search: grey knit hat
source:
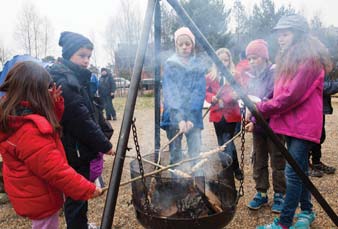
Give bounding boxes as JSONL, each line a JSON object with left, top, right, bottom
{"left": 273, "top": 14, "right": 309, "bottom": 33}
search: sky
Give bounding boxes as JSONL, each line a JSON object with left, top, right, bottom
{"left": 1, "top": 0, "right": 338, "bottom": 67}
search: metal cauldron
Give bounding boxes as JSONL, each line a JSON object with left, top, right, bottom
{"left": 130, "top": 153, "right": 237, "bottom": 229}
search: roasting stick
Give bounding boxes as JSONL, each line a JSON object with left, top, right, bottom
{"left": 156, "top": 130, "right": 183, "bottom": 165}
{"left": 120, "top": 129, "right": 242, "bottom": 186}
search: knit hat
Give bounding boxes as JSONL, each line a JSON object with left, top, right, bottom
{"left": 101, "top": 67, "right": 108, "bottom": 73}
{"left": 174, "top": 27, "right": 195, "bottom": 46}
{"left": 273, "top": 14, "right": 309, "bottom": 33}
{"left": 59, "top": 31, "right": 93, "bottom": 60}
{"left": 246, "top": 39, "right": 269, "bottom": 60}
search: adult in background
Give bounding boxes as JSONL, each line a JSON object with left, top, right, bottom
{"left": 47, "top": 31, "right": 113, "bottom": 229}
{"left": 98, "top": 68, "right": 117, "bottom": 120}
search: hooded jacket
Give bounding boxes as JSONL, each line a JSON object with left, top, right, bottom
{"left": 0, "top": 110, "right": 96, "bottom": 220}
{"left": 48, "top": 59, "right": 112, "bottom": 167}
{"left": 256, "top": 60, "right": 324, "bottom": 143}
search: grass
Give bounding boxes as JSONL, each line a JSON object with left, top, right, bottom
{"left": 114, "top": 95, "right": 155, "bottom": 111}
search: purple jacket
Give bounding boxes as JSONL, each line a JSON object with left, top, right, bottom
{"left": 256, "top": 60, "right": 324, "bottom": 144}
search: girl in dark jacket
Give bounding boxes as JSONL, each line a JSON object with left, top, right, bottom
{"left": 161, "top": 27, "right": 206, "bottom": 170}
{"left": 47, "top": 31, "right": 113, "bottom": 229}
{"left": 0, "top": 62, "right": 102, "bottom": 229}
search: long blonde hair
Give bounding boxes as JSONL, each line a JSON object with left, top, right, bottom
{"left": 209, "top": 48, "right": 235, "bottom": 81}
{"left": 275, "top": 32, "right": 332, "bottom": 79}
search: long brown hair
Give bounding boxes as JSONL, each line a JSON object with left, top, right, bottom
{"left": 209, "top": 48, "right": 235, "bottom": 81}
{"left": 275, "top": 32, "right": 332, "bottom": 79}
{"left": 0, "top": 61, "right": 61, "bottom": 133}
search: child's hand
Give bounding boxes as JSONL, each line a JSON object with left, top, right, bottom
{"left": 211, "top": 96, "right": 218, "bottom": 104}
{"left": 49, "top": 83, "right": 62, "bottom": 102}
{"left": 245, "top": 122, "right": 254, "bottom": 132}
{"left": 91, "top": 187, "right": 103, "bottom": 198}
{"left": 105, "top": 147, "right": 116, "bottom": 156}
{"left": 178, "top": 121, "right": 187, "bottom": 133}
{"left": 186, "top": 121, "right": 194, "bottom": 132}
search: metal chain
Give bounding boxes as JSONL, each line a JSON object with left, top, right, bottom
{"left": 238, "top": 106, "right": 246, "bottom": 197}
{"left": 131, "top": 118, "right": 151, "bottom": 213}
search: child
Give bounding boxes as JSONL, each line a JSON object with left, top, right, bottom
{"left": 205, "top": 48, "right": 243, "bottom": 180}
{"left": 243, "top": 39, "right": 286, "bottom": 213}
{"left": 255, "top": 14, "right": 332, "bottom": 229}
{"left": 0, "top": 61, "right": 102, "bottom": 229}
{"left": 47, "top": 31, "right": 113, "bottom": 229}
{"left": 161, "top": 27, "right": 206, "bottom": 170}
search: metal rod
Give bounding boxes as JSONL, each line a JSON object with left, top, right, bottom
{"left": 167, "top": 0, "right": 338, "bottom": 226}
{"left": 100, "top": 1, "right": 156, "bottom": 228}
{"left": 154, "top": 0, "right": 161, "bottom": 163}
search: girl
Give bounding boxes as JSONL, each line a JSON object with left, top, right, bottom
{"left": 255, "top": 14, "right": 332, "bottom": 229}
{"left": 243, "top": 39, "right": 286, "bottom": 213}
{"left": 205, "top": 48, "right": 243, "bottom": 180}
{"left": 161, "top": 27, "right": 206, "bottom": 171}
{"left": 47, "top": 31, "right": 113, "bottom": 229}
{"left": 0, "top": 61, "right": 102, "bottom": 229}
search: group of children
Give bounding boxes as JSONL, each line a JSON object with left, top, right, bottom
{"left": 161, "top": 14, "right": 335, "bottom": 229}
{"left": 0, "top": 13, "right": 336, "bottom": 229}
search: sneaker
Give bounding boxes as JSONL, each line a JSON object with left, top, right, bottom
{"left": 234, "top": 168, "right": 244, "bottom": 180}
{"left": 271, "top": 193, "right": 284, "bottom": 213}
{"left": 294, "top": 211, "right": 316, "bottom": 229}
{"left": 88, "top": 223, "right": 99, "bottom": 229}
{"left": 256, "top": 217, "right": 292, "bottom": 229}
{"left": 309, "top": 167, "right": 324, "bottom": 177}
{"left": 113, "top": 116, "right": 117, "bottom": 121}
{"left": 248, "top": 192, "right": 268, "bottom": 210}
{"left": 313, "top": 162, "right": 336, "bottom": 174}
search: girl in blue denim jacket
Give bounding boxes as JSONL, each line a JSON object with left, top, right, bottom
{"left": 161, "top": 27, "right": 206, "bottom": 168}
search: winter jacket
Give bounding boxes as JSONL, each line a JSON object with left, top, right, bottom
{"left": 205, "top": 72, "right": 240, "bottom": 123}
{"left": 47, "top": 59, "right": 112, "bottom": 167}
{"left": 323, "top": 75, "right": 338, "bottom": 114}
{"left": 161, "top": 54, "right": 206, "bottom": 129}
{"left": 0, "top": 109, "right": 96, "bottom": 220}
{"left": 98, "top": 73, "right": 116, "bottom": 97}
{"left": 256, "top": 60, "right": 324, "bottom": 143}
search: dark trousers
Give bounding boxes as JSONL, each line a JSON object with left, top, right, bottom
{"left": 252, "top": 132, "right": 286, "bottom": 193}
{"left": 213, "top": 118, "right": 240, "bottom": 171}
{"left": 102, "top": 95, "right": 116, "bottom": 119}
{"left": 64, "top": 163, "right": 90, "bottom": 229}
{"left": 309, "top": 115, "right": 325, "bottom": 164}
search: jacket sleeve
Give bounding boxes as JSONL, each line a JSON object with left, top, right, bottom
{"left": 111, "top": 76, "right": 117, "bottom": 93}
{"left": 257, "top": 61, "right": 324, "bottom": 117}
{"left": 17, "top": 129, "right": 96, "bottom": 200}
{"left": 56, "top": 76, "right": 112, "bottom": 154}
{"left": 162, "top": 64, "right": 185, "bottom": 122}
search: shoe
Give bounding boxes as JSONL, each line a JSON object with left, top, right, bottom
{"left": 234, "top": 168, "right": 244, "bottom": 180}
{"left": 106, "top": 117, "right": 112, "bottom": 120}
{"left": 313, "top": 162, "right": 336, "bottom": 174}
{"left": 256, "top": 217, "right": 292, "bottom": 229}
{"left": 88, "top": 223, "right": 99, "bottom": 229}
{"left": 113, "top": 116, "right": 117, "bottom": 120}
{"left": 271, "top": 193, "right": 284, "bottom": 213}
{"left": 294, "top": 211, "right": 315, "bottom": 229}
{"left": 309, "top": 167, "right": 323, "bottom": 177}
{"left": 248, "top": 192, "right": 268, "bottom": 210}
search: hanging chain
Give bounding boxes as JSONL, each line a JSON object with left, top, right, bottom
{"left": 131, "top": 118, "right": 151, "bottom": 213}
{"left": 238, "top": 106, "right": 246, "bottom": 198}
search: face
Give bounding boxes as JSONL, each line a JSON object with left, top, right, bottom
{"left": 101, "top": 70, "right": 107, "bottom": 75}
{"left": 247, "top": 55, "right": 266, "bottom": 72}
{"left": 176, "top": 35, "right": 194, "bottom": 58}
{"left": 218, "top": 52, "right": 230, "bottom": 68}
{"left": 70, "top": 48, "right": 92, "bottom": 68}
{"left": 277, "top": 30, "right": 294, "bottom": 52}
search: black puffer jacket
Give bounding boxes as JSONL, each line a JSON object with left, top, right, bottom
{"left": 98, "top": 73, "right": 116, "bottom": 97}
{"left": 48, "top": 59, "right": 112, "bottom": 167}
{"left": 323, "top": 75, "right": 338, "bottom": 114}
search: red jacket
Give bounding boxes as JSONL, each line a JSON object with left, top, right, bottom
{"left": 205, "top": 73, "right": 241, "bottom": 123}
{"left": 0, "top": 113, "right": 96, "bottom": 220}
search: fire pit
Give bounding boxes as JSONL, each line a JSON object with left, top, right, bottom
{"left": 130, "top": 153, "right": 237, "bottom": 229}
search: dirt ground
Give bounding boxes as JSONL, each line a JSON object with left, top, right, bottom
{"left": 0, "top": 96, "right": 337, "bottom": 228}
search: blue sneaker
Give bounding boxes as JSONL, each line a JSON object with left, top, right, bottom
{"left": 256, "top": 217, "right": 293, "bottom": 229}
{"left": 248, "top": 192, "right": 268, "bottom": 210}
{"left": 271, "top": 193, "right": 284, "bottom": 213}
{"left": 294, "top": 211, "right": 316, "bottom": 229}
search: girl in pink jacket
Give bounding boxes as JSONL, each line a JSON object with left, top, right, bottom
{"left": 256, "top": 14, "right": 332, "bottom": 229}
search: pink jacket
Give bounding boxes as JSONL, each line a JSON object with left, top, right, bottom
{"left": 256, "top": 60, "right": 324, "bottom": 143}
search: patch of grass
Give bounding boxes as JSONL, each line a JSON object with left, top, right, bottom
{"left": 113, "top": 96, "right": 155, "bottom": 111}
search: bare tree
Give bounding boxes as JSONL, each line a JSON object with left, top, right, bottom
{"left": 0, "top": 40, "right": 12, "bottom": 67}
{"left": 15, "top": 2, "right": 53, "bottom": 59}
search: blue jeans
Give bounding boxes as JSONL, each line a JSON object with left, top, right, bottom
{"left": 166, "top": 127, "right": 201, "bottom": 165}
{"left": 280, "top": 137, "right": 313, "bottom": 227}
